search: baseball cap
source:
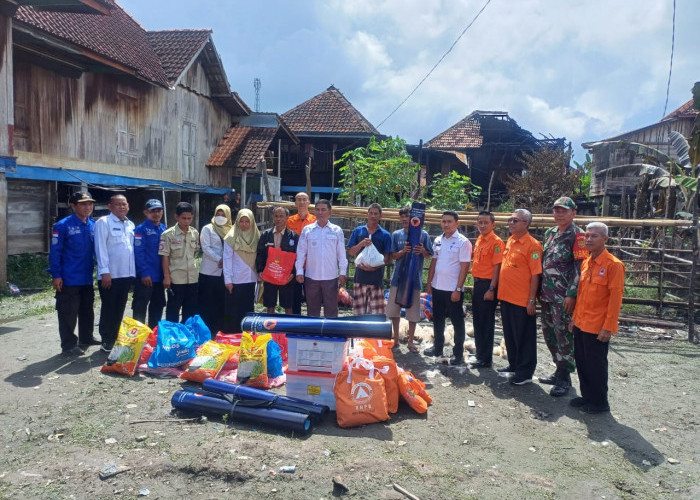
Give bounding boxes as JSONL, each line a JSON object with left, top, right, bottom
{"left": 145, "top": 199, "right": 164, "bottom": 210}
{"left": 69, "top": 192, "right": 95, "bottom": 204}
{"left": 552, "top": 196, "right": 577, "bottom": 210}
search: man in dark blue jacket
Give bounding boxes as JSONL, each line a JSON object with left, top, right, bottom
{"left": 49, "top": 192, "right": 98, "bottom": 355}
{"left": 256, "top": 206, "right": 298, "bottom": 313}
{"left": 132, "top": 199, "right": 166, "bottom": 327}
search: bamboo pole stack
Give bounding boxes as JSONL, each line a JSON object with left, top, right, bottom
{"left": 257, "top": 201, "right": 693, "bottom": 229}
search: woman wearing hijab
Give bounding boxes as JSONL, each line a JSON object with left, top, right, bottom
{"left": 198, "top": 204, "right": 232, "bottom": 335}
{"left": 223, "top": 208, "right": 260, "bottom": 333}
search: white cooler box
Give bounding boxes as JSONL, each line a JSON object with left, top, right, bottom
{"left": 286, "top": 370, "right": 337, "bottom": 410}
{"left": 287, "top": 335, "right": 347, "bottom": 374}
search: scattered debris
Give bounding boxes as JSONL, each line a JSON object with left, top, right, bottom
{"left": 393, "top": 482, "right": 421, "bottom": 500}
{"left": 47, "top": 433, "right": 64, "bottom": 442}
{"left": 667, "top": 458, "right": 680, "bottom": 465}
{"left": 17, "top": 355, "right": 27, "bottom": 361}
{"left": 642, "top": 460, "right": 652, "bottom": 466}
{"left": 99, "top": 462, "right": 131, "bottom": 479}
{"left": 397, "top": 441, "right": 407, "bottom": 447}
{"left": 529, "top": 447, "right": 536, "bottom": 452}
{"left": 128, "top": 418, "right": 199, "bottom": 425}
{"left": 104, "top": 438, "right": 117, "bottom": 445}
{"left": 467, "top": 400, "right": 476, "bottom": 407}
{"left": 652, "top": 427, "right": 667, "bottom": 433}
{"left": 323, "top": 449, "right": 331, "bottom": 457}
{"left": 332, "top": 476, "right": 349, "bottom": 495}
{"left": 135, "top": 435, "right": 148, "bottom": 442}
{"left": 138, "top": 488, "right": 150, "bottom": 496}
{"left": 530, "top": 409, "right": 550, "bottom": 420}
{"left": 279, "top": 465, "right": 296, "bottom": 473}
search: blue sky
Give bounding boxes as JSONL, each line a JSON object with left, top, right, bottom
{"left": 120, "top": 0, "right": 698, "bottom": 162}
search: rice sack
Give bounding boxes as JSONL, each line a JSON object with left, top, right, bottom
{"left": 101, "top": 318, "right": 152, "bottom": 376}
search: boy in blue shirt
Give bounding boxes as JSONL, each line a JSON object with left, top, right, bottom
{"left": 132, "top": 199, "right": 167, "bottom": 327}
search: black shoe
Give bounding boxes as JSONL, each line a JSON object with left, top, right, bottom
{"left": 509, "top": 374, "right": 533, "bottom": 385}
{"left": 470, "top": 360, "right": 492, "bottom": 369}
{"left": 100, "top": 343, "right": 113, "bottom": 353}
{"left": 580, "top": 403, "right": 610, "bottom": 414}
{"left": 569, "top": 397, "right": 588, "bottom": 408}
{"left": 449, "top": 356, "right": 464, "bottom": 365}
{"left": 550, "top": 384, "right": 570, "bottom": 397}
{"left": 79, "top": 337, "right": 102, "bottom": 347}
{"left": 62, "top": 345, "right": 85, "bottom": 356}
{"left": 538, "top": 371, "right": 559, "bottom": 385}
{"left": 423, "top": 347, "right": 442, "bottom": 357}
{"left": 497, "top": 366, "right": 515, "bottom": 377}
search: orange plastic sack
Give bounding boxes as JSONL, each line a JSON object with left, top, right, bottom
{"left": 366, "top": 339, "right": 394, "bottom": 359}
{"left": 372, "top": 356, "right": 399, "bottom": 413}
{"left": 180, "top": 341, "right": 237, "bottom": 383}
{"left": 398, "top": 370, "right": 432, "bottom": 414}
{"left": 334, "top": 358, "right": 389, "bottom": 428}
{"left": 101, "top": 318, "right": 152, "bottom": 376}
{"left": 351, "top": 338, "right": 378, "bottom": 359}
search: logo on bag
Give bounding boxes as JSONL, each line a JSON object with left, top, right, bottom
{"left": 126, "top": 327, "right": 139, "bottom": 338}
{"left": 263, "top": 319, "right": 277, "bottom": 330}
{"left": 351, "top": 382, "right": 373, "bottom": 404}
{"left": 410, "top": 217, "right": 421, "bottom": 227}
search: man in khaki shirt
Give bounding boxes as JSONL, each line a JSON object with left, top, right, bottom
{"left": 159, "top": 202, "right": 200, "bottom": 323}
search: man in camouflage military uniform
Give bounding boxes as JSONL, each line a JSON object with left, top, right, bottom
{"left": 539, "top": 196, "right": 587, "bottom": 397}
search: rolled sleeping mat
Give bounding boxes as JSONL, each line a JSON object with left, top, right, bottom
{"left": 202, "top": 379, "right": 329, "bottom": 422}
{"left": 241, "top": 313, "right": 392, "bottom": 339}
{"left": 171, "top": 390, "right": 312, "bottom": 433}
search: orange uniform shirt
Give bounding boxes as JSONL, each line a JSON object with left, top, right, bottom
{"left": 471, "top": 230, "right": 505, "bottom": 279}
{"left": 286, "top": 213, "right": 317, "bottom": 236}
{"left": 572, "top": 249, "right": 625, "bottom": 334}
{"left": 497, "top": 233, "right": 543, "bottom": 308}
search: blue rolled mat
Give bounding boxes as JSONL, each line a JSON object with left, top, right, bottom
{"left": 171, "top": 390, "right": 312, "bottom": 433}
{"left": 241, "top": 313, "right": 392, "bottom": 339}
{"left": 202, "top": 379, "right": 329, "bottom": 422}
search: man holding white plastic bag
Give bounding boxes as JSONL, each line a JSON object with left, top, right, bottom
{"left": 348, "top": 203, "right": 392, "bottom": 315}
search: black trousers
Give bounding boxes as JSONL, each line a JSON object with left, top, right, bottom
{"left": 198, "top": 273, "right": 226, "bottom": 335}
{"left": 98, "top": 277, "right": 133, "bottom": 347}
{"left": 223, "top": 282, "right": 255, "bottom": 333}
{"left": 292, "top": 280, "right": 305, "bottom": 314}
{"left": 132, "top": 280, "right": 165, "bottom": 328}
{"left": 573, "top": 326, "right": 610, "bottom": 406}
{"left": 472, "top": 278, "right": 498, "bottom": 364}
{"left": 432, "top": 288, "right": 466, "bottom": 358}
{"left": 165, "top": 283, "right": 199, "bottom": 324}
{"left": 56, "top": 284, "right": 95, "bottom": 351}
{"left": 500, "top": 300, "right": 537, "bottom": 378}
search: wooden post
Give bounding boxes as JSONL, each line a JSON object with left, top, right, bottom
{"left": 240, "top": 170, "right": 247, "bottom": 208}
{"left": 689, "top": 198, "right": 698, "bottom": 343}
{"left": 0, "top": 12, "right": 14, "bottom": 290}
{"left": 305, "top": 156, "right": 312, "bottom": 200}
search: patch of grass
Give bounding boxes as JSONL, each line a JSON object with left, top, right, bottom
{"left": 6, "top": 253, "right": 52, "bottom": 292}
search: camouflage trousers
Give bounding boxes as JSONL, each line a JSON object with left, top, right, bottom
{"left": 540, "top": 301, "right": 575, "bottom": 373}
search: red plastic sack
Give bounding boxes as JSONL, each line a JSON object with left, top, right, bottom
{"left": 260, "top": 246, "right": 296, "bottom": 286}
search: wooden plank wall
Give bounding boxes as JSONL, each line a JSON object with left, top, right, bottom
{"left": 7, "top": 178, "right": 48, "bottom": 254}
{"left": 13, "top": 57, "right": 233, "bottom": 188}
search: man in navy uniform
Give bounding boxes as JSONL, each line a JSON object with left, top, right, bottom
{"left": 49, "top": 192, "right": 99, "bottom": 355}
{"left": 132, "top": 199, "right": 167, "bottom": 327}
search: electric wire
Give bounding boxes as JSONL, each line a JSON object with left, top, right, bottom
{"left": 662, "top": 0, "right": 676, "bottom": 118}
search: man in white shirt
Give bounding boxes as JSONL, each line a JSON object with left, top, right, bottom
{"left": 295, "top": 199, "right": 348, "bottom": 318}
{"left": 425, "top": 211, "right": 472, "bottom": 364}
{"left": 94, "top": 194, "right": 135, "bottom": 352}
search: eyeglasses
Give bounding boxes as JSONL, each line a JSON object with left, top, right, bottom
{"left": 508, "top": 218, "right": 524, "bottom": 224}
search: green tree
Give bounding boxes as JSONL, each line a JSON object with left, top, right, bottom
{"left": 427, "top": 171, "right": 481, "bottom": 211}
{"left": 336, "top": 136, "right": 418, "bottom": 207}
{"left": 505, "top": 146, "right": 580, "bottom": 213}
{"left": 573, "top": 152, "right": 593, "bottom": 198}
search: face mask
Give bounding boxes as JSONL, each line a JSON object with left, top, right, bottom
{"left": 214, "top": 216, "right": 228, "bottom": 226}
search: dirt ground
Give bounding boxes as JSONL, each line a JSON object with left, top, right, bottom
{"left": 0, "top": 294, "right": 698, "bottom": 500}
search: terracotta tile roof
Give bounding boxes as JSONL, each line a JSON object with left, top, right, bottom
{"left": 15, "top": 2, "right": 170, "bottom": 87}
{"left": 282, "top": 85, "right": 380, "bottom": 136}
{"left": 206, "top": 126, "right": 278, "bottom": 170}
{"left": 661, "top": 99, "right": 698, "bottom": 121}
{"left": 424, "top": 112, "right": 484, "bottom": 149}
{"left": 147, "top": 30, "right": 212, "bottom": 86}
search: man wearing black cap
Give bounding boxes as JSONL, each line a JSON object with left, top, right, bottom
{"left": 132, "top": 199, "right": 167, "bottom": 327}
{"left": 49, "top": 192, "right": 99, "bottom": 355}
{"left": 539, "top": 196, "right": 587, "bottom": 396}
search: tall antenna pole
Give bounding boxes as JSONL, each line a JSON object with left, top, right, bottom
{"left": 254, "top": 78, "right": 261, "bottom": 112}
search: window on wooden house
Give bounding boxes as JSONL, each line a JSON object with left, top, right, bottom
{"left": 182, "top": 121, "right": 197, "bottom": 181}
{"left": 116, "top": 93, "right": 138, "bottom": 161}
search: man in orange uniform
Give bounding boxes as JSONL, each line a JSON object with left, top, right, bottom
{"left": 569, "top": 222, "right": 625, "bottom": 414}
{"left": 286, "top": 192, "right": 317, "bottom": 314}
{"left": 469, "top": 211, "right": 505, "bottom": 369}
{"left": 497, "top": 209, "right": 542, "bottom": 385}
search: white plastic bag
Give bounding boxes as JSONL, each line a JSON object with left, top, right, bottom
{"left": 355, "top": 243, "right": 385, "bottom": 268}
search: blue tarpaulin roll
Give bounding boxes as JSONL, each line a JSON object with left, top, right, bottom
{"left": 171, "top": 390, "right": 312, "bottom": 433}
{"left": 396, "top": 201, "right": 426, "bottom": 308}
{"left": 241, "top": 313, "right": 392, "bottom": 339}
{"left": 202, "top": 379, "right": 329, "bottom": 422}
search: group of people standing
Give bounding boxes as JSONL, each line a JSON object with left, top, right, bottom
{"left": 49, "top": 190, "right": 624, "bottom": 414}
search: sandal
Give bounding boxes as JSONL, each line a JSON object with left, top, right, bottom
{"left": 407, "top": 343, "right": 419, "bottom": 353}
